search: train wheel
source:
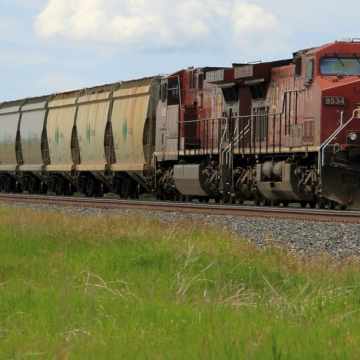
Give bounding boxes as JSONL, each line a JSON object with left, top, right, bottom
{"left": 220, "top": 195, "right": 227, "bottom": 204}
{"left": 282, "top": 201, "right": 289, "bottom": 207}
{"left": 269, "top": 199, "right": 279, "bottom": 207}
{"left": 40, "top": 182, "right": 47, "bottom": 195}
{"left": 327, "top": 200, "right": 335, "bottom": 209}
{"left": 300, "top": 201, "right": 307, "bottom": 208}
{"left": 309, "top": 201, "right": 316, "bottom": 208}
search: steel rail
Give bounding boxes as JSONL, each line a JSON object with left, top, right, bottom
{"left": 1, "top": 193, "right": 360, "bottom": 223}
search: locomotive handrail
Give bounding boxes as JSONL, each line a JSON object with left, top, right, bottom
{"left": 318, "top": 109, "right": 360, "bottom": 172}
{"left": 222, "top": 118, "right": 251, "bottom": 166}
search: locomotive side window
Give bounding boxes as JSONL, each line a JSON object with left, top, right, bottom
{"left": 167, "top": 80, "right": 180, "bottom": 105}
{"left": 305, "top": 59, "right": 314, "bottom": 84}
{"left": 320, "top": 57, "right": 360, "bottom": 76}
{"left": 221, "top": 86, "right": 238, "bottom": 103}
{"left": 249, "top": 84, "right": 264, "bottom": 100}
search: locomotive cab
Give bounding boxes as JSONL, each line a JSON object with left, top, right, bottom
{"left": 299, "top": 39, "right": 360, "bottom": 205}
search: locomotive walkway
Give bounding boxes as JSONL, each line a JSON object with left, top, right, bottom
{"left": 0, "top": 193, "right": 360, "bottom": 223}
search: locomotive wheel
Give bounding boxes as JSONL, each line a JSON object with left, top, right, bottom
{"left": 15, "top": 181, "right": 23, "bottom": 193}
{"left": 220, "top": 195, "right": 228, "bottom": 204}
{"left": 40, "top": 182, "right": 47, "bottom": 195}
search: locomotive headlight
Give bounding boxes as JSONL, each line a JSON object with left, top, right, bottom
{"left": 348, "top": 132, "right": 358, "bottom": 141}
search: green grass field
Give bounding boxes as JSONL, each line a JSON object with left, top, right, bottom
{"left": 0, "top": 205, "right": 359, "bottom": 359}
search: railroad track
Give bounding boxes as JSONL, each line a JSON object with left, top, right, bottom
{"left": 1, "top": 193, "right": 360, "bottom": 223}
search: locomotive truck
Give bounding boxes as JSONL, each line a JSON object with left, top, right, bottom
{"left": 1, "top": 39, "right": 360, "bottom": 208}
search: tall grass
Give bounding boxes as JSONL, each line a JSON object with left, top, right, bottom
{"left": 0, "top": 205, "right": 359, "bottom": 359}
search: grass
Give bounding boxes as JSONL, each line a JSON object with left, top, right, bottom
{"left": 0, "top": 205, "right": 359, "bottom": 359}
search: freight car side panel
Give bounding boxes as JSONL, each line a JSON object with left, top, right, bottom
{"left": 19, "top": 109, "right": 46, "bottom": 170}
{"left": 76, "top": 100, "right": 110, "bottom": 171}
{"left": 47, "top": 106, "right": 76, "bottom": 170}
{"left": 111, "top": 94, "right": 150, "bottom": 170}
{"left": 0, "top": 109, "right": 20, "bottom": 170}
{"left": 111, "top": 79, "right": 153, "bottom": 171}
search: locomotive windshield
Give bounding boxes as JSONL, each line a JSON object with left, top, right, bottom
{"left": 320, "top": 56, "right": 360, "bottom": 76}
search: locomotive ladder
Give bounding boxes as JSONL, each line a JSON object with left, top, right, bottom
{"left": 318, "top": 108, "right": 360, "bottom": 173}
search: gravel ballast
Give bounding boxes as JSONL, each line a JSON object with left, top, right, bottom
{"left": 2, "top": 201, "right": 360, "bottom": 260}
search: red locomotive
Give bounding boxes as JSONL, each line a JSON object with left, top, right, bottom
{"left": 1, "top": 39, "right": 360, "bottom": 208}
{"left": 156, "top": 39, "right": 360, "bottom": 208}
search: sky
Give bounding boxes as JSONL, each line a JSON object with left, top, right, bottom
{"left": 0, "top": 0, "right": 359, "bottom": 102}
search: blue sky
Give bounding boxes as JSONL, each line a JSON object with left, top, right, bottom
{"left": 0, "top": 0, "right": 359, "bottom": 102}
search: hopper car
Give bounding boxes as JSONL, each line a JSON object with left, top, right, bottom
{"left": 1, "top": 39, "right": 360, "bottom": 208}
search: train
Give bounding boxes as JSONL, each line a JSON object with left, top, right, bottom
{"left": 1, "top": 39, "right": 360, "bottom": 208}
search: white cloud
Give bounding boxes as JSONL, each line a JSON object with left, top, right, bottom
{"left": 35, "top": 0, "right": 289, "bottom": 55}
{"left": 231, "top": 1, "right": 289, "bottom": 56}
{"left": 37, "top": 72, "right": 88, "bottom": 92}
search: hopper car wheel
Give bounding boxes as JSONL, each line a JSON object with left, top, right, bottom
{"left": 282, "top": 201, "right": 289, "bottom": 207}
{"left": 56, "top": 178, "right": 65, "bottom": 195}
{"left": 317, "top": 200, "right": 325, "bottom": 209}
{"left": 300, "top": 201, "right": 307, "bottom": 208}
{"left": 254, "top": 197, "right": 262, "bottom": 206}
{"left": 236, "top": 198, "right": 244, "bottom": 205}
{"left": 86, "top": 179, "right": 95, "bottom": 197}
{"left": 214, "top": 198, "right": 220, "bottom": 203}
{"left": 309, "top": 201, "right": 316, "bottom": 209}
{"left": 269, "top": 199, "right": 279, "bottom": 207}
{"left": 327, "top": 200, "right": 335, "bottom": 210}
